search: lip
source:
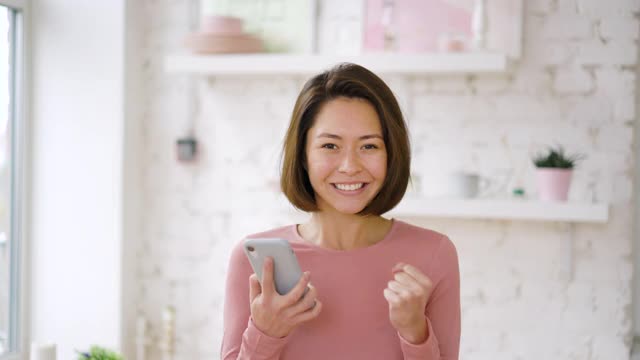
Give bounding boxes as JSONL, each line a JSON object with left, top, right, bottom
{"left": 331, "top": 182, "right": 369, "bottom": 195}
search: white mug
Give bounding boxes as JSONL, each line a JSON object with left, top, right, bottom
{"left": 422, "top": 172, "right": 489, "bottom": 199}
{"left": 30, "top": 343, "right": 56, "bottom": 360}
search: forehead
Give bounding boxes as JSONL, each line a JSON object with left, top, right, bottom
{"left": 310, "top": 97, "right": 382, "bottom": 134}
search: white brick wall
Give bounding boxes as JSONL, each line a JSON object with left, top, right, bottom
{"left": 553, "top": 67, "right": 594, "bottom": 94}
{"left": 599, "top": 13, "right": 640, "bottom": 41}
{"left": 542, "top": 14, "right": 593, "bottom": 40}
{"left": 132, "top": 0, "right": 638, "bottom": 359}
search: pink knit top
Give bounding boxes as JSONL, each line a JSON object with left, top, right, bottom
{"left": 221, "top": 219, "right": 460, "bottom": 360}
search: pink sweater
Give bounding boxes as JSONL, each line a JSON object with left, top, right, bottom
{"left": 221, "top": 219, "right": 460, "bottom": 360}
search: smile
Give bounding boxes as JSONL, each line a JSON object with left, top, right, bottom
{"left": 333, "top": 183, "right": 366, "bottom": 191}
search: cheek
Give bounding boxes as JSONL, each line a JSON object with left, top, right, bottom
{"left": 306, "top": 153, "right": 334, "bottom": 178}
{"left": 366, "top": 154, "right": 387, "bottom": 179}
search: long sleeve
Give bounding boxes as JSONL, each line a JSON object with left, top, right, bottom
{"left": 220, "top": 242, "right": 290, "bottom": 360}
{"left": 399, "top": 236, "right": 461, "bottom": 360}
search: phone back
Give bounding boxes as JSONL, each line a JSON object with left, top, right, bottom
{"left": 243, "top": 238, "right": 303, "bottom": 295}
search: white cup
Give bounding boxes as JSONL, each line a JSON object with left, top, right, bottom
{"left": 30, "top": 343, "right": 56, "bottom": 360}
{"left": 422, "top": 172, "right": 489, "bottom": 199}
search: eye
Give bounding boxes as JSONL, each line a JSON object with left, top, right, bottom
{"left": 321, "top": 143, "right": 337, "bottom": 150}
{"left": 362, "top": 144, "right": 379, "bottom": 150}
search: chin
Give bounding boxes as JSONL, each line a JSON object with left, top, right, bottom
{"left": 328, "top": 202, "right": 369, "bottom": 215}
{"left": 336, "top": 208, "right": 365, "bottom": 215}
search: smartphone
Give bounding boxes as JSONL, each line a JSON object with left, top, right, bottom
{"left": 243, "top": 238, "right": 304, "bottom": 295}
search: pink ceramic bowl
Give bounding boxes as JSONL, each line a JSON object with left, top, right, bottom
{"left": 201, "top": 15, "right": 243, "bottom": 35}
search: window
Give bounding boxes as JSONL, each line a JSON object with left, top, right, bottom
{"left": 0, "top": 0, "right": 27, "bottom": 359}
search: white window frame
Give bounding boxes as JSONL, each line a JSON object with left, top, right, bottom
{"left": 634, "top": 33, "right": 640, "bottom": 354}
{"left": 0, "top": 1, "right": 29, "bottom": 360}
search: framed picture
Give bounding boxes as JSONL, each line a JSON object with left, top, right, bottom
{"left": 362, "top": 0, "right": 523, "bottom": 56}
{"left": 315, "top": 0, "right": 365, "bottom": 55}
{"left": 363, "top": 0, "right": 473, "bottom": 53}
{"left": 201, "top": 0, "right": 317, "bottom": 53}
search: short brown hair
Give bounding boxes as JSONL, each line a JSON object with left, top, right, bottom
{"left": 280, "top": 63, "right": 411, "bottom": 216}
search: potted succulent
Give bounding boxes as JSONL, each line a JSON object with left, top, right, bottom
{"left": 76, "top": 345, "right": 123, "bottom": 360}
{"left": 532, "top": 145, "right": 584, "bottom": 202}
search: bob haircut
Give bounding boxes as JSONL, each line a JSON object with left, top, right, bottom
{"left": 280, "top": 62, "right": 411, "bottom": 216}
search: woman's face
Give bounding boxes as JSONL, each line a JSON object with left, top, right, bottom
{"left": 305, "top": 97, "right": 387, "bottom": 215}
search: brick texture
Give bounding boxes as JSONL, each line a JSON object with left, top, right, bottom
{"left": 132, "top": 0, "right": 638, "bottom": 358}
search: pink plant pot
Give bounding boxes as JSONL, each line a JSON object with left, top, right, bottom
{"left": 535, "top": 168, "right": 573, "bottom": 202}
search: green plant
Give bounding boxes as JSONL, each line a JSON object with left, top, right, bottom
{"left": 76, "top": 345, "right": 123, "bottom": 360}
{"left": 532, "top": 145, "right": 584, "bottom": 169}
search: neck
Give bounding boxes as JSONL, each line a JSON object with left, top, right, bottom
{"left": 298, "top": 211, "right": 392, "bottom": 251}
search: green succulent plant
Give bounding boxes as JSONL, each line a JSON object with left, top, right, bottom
{"left": 76, "top": 345, "right": 123, "bottom": 360}
{"left": 532, "top": 145, "right": 584, "bottom": 169}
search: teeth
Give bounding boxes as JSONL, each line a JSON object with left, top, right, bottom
{"left": 335, "top": 183, "right": 364, "bottom": 191}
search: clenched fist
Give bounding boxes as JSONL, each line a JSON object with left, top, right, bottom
{"left": 383, "top": 262, "right": 434, "bottom": 344}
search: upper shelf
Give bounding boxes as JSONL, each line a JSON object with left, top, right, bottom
{"left": 164, "top": 52, "right": 511, "bottom": 76}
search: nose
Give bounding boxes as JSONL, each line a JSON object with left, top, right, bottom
{"left": 338, "top": 149, "right": 362, "bottom": 175}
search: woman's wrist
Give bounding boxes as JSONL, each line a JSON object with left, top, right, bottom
{"left": 252, "top": 320, "right": 291, "bottom": 340}
{"left": 397, "top": 317, "right": 428, "bottom": 344}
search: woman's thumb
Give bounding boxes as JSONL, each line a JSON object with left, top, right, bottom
{"left": 249, "top": 274, "right": 262, "bottom": 302}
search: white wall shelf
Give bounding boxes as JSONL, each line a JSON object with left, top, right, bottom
{"left": 390, "top": 197, "right": 609, "bottom": 223}
{"left": 237, "top": 192, "right": 609, "bottom": 223}
{"left": 164, "top": 52, "right": 511, "bottom": 76}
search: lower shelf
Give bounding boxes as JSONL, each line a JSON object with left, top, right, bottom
{"left": 235, "top": 193, "right": 609, "bottom": 223}
{"left": 390, "top": 197, "right": 608, "bottom": 223}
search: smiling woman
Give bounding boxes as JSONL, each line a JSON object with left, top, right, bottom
{"left": 281, "top": 63, "right": 411, "bottom": 217}
{"left": 222, "top": 63, "right": 461, "bottom": 360}
{"left": 303, "top": 97, "right": 389, "bottom": 216}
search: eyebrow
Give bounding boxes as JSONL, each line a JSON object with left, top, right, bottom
{"left": 316, "top": 133, "right": 383, "bottom": 140}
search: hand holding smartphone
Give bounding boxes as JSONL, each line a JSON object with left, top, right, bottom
{"left": 243, "top": 238, "right": 305, "bottom": 295}
{"left": 242, "top": 237, "right": 322, "bottom": 338}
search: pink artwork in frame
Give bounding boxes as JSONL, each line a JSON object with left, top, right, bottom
{"left": 363, "top": 0, "right": 473, "bottom": 53}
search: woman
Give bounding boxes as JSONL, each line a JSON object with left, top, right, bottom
{"left": 221, "top": 63, "right": 460, "bottom": 359}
